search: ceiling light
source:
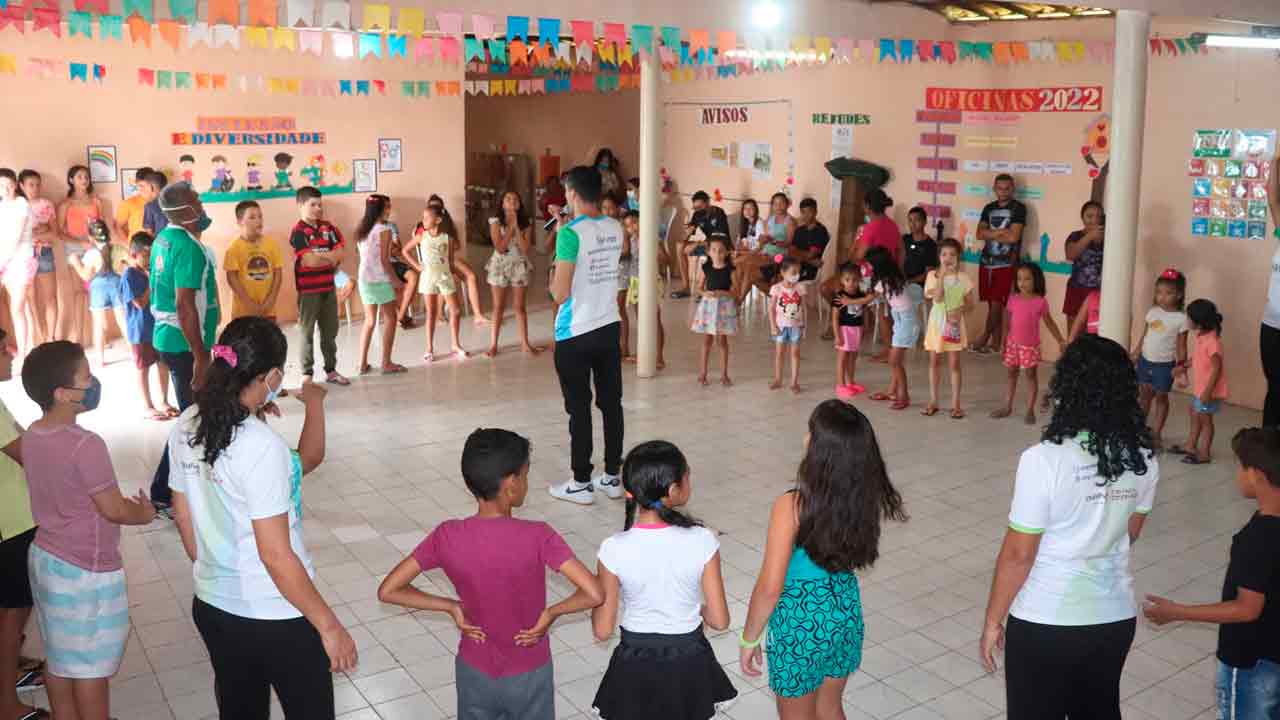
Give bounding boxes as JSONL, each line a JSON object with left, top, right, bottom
{"left": 751, "top": 2, "right": 782, "bottom": 29}
{"left": 1201, "top": 33, "right": 1280, "bottom": 49}
{"left": 996, "top": 13, "right": 1029, "bottom": 20}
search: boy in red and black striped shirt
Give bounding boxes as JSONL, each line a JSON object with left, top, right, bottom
{"left": 290, "top": 186, "right": 350, "bottom": 385}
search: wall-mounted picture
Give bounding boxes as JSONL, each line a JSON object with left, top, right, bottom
{"left": 353, "top": 158, "right": 377, "bottom": 193}
{"left": 87, "top": 145, "right": 118, "bottom": 184}
{"left": 378, "top": 138, "right": 402, "bottom": 173}
{"left": 120, "top": 168, "right": 142, "bottom": 199}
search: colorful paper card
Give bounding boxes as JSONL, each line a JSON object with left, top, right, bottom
{"left": 1191, "top": 217, "right": 1209, "bottom": 236}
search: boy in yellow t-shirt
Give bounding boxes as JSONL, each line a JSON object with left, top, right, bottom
{"left": 224, "top": 201, "right": 284, "bottom": 321}
{"left": 114, "top": 168, "right": 158, "bottom": 240}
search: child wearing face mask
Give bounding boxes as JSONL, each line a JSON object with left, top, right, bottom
{"left": 770, "top": 259, "right": 808, "bottom": 393}
{"left": 20, "top": 340, "right": 155, "bottom": 720}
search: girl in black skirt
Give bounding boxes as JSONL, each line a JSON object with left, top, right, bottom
{"left": 590, "top": 441, "right": 737, "bottom": 720}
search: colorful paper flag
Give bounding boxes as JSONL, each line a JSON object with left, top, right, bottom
{"left": 509, "top": 38, "right": 527, "bottom": 65}
{"left": 32, "top": 5, "right": 59, "bottom": 35}
{"left": 93, "top": 63, "right": 104, "bottom": 79}
{"left": 386, "top": 33, "right": 405, "bottom": 57}
{"left": 470, "top": 11, "right": 493, "bottom": 38}
{"left": 371, "top": 79, "right": 383, "bottom": 94}
{"left": 506, "top": 14, "right": 527, "bottom": 42}
{"left": 212, "top": 22, "right": 239, "bottom": 48}
{"left": 355, "top": 79, "right": 368, "bottom": 95}
{"left": 396, "top": 6, "right": 422, "bottom": 35}
{"left": 537, "top": 17, "right": 559, "bottom": 44}
{"left": 137, "top": 67, "right": 154, "bottom": 85}
{"left": 248, "top": 0, "right": 276, "bottom": 26}
{"left": 69, "top": 62, "right": 88, "bottom": 80}
{"left": 126, "top": 14, "right": 150, "bottom": 45}
{"left": 415, "top": 79, "right": 428, "bottom": 96}
{"left": 245, "top": 26, "right": 269, "bottom": 48}
{"left": 175, "top": 70, "right": 191, "bottom": 88}
{"left": 878, "top": 38, "right": 895, "bottom": 62}
{"left": 571, "top": 19, "right": 593, "bottom": 46}
{"left": 285, "top": 0, "right": 313, "bottom": 27}
{"left": 74, "top": 0, "right": 108, "bottom": 12}
{"left": 157, "top": 69, "right": 172, "bottom": 88}
{"left": 463, "top": 36, "right": 483, "bottom": 62}
{"left": 438, "top": 35, "right": 459, "bottom": 62}
{"left": 168, "top": 0, "right": 195, "bottom": 22}
{"left": 186, "top": 20, "right": 209, "bottom": 46}
{"left": 157, "top": 19, "right": 181, "bottom": 49}
{"left": 207, "top": 0, "right": 237, "bottom": 25}
{"left": 68, "top": 10, "right": 92, "bottom": 37}
{"left": 361, "top": 2, "right": 387, "bottom": 30}
{"left": 434, "top": 10, "right": 460, "bottom": 34}
{"left": 319, "top": 0, "right": 346, "bottom": 28}
{"left": 358, "top": 31, "right": 381, "bottom": 57}
{"left": 413, "top": 35, "right": 432, "bottom": 61}
{"left": 121, "top": 0, "right": 152, "bottom": 22}
{"left": 298, "top": 27, "right": 322, "bottom": 53}
{"left": 488, "top": 37, "right": 506, "bottom": 64}
{"left": 273, "top": 26, "right": 295, "bottom": 50}
{"left": 631, "top": 24, "right": 652, "bottom": 56}
{"left": 331, "top": 30, "right": 353, "bottom": 56}
{"left": 339, "top": 78, "right": 352, "bottom": 94}
{"left": 196, "top": 72, "right": 209, "bottom": 88}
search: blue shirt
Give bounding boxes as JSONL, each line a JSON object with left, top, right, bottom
{"left": 119, "top": 266, "right": 154, "bottom": 345}
{"left": 144, "top": 201, "right": 168, "bottom": 234}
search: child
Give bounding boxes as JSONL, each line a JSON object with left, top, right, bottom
{"left": 590, "top": 440, "right": 736, "bottom": 719}
{"left": 769, "top": 259, "right": 807, "bottom": 393}
{"left": 1173, "top": 299, "right": 1229, "bottom": 464}
{"left": 923, "top": 239, "right": 974, "bottom": 419}
{"left": 692, "top": 235, "right": 739, "bottom": 387}
{"left": 1131, "top": 268, "right": 1188, "bottom": 448}
{"left": 378, "top": 428, "right": 603, "bottom": 720}
{"left": 1144, "top": 426, "right": 1280, "bottom": 719}
{"left": 621, "top": 210, "right": 667, "bottom": 370}
{"left": 830, "top": 262, "right": 872, "bottom": 399}
{"left": 485, "top": 191, "right": 542, "bottom": 357}
{"left": 289, "top": 187, "right": 349, "bottom": 385}
{"left": 739, "top": 401, "right": 906, "bottom": 717}
{"left": 354, "top": 194, "right": 407, "bottom": 375}
{"left": 76, "top": 219, "right": 126, "bottom": 367}
{"left": 29, "top": 198, "right": 63, "bottom": 346}
{"left": 402, "top": 204, "right": 468, "bottom": 361}
{"left": 225, "top": 200, "right": 284, "bottom": 321}
{"left": 428, "top": 194, "right": 490, "bottom": 326}
{"left": 21, "top": 340, "right": 154, "bottom": 720}
{"left": 867, "top": 248, "right": 921, "bottom": 410}
{"left": 617, "top": 207, "right": 636, "bottom": 360}
{"left": 113, "top": 166, "right": 155, "bottom": 241}
{"left": 992, "top": 263, "right": 1066, "bottom": 424}
{"left": 625, "top": 176, "right": 640, "bottom": 211}
{"left": 1069, "top": 289, "right": 1101, "bottom": 341}
{"left": 119, "top": 233, "right": 177, "bottom": 421}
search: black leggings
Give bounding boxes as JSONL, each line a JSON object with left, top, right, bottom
{"left": 1004, "top": 616, "right": 1136, "bottom": 720}
{"left": 554, "top": 322, "right": 624, "bottom": 484}
{"left": 1262, "top": 324, "right": 1280, "bottom": 427}
{"left": 193, "top": 598, "right": 335, "bottom": 720}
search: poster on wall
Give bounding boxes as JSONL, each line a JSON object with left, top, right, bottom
{"left": 751, "top": 144, "right": 773, "bottom": 181}
{"left": 710, "top": 145, "right": 730, "bottom": 168}
{"left": 87, "top": 145, "right": 118, "bottom": 184}
{"left": 353, "top": 159, "right": 377, "bottom": 193}
{"left": 120, "top": 168, "right": 142, "bottom": 200}
{"left": 1189, "top": 127, "right": 1275, "bottom": 238}
{"left": 378, "top": 138, "right": 402, "bottom": 173}
{"left": 830, "top": 126, "right": 853, "bottom": 210}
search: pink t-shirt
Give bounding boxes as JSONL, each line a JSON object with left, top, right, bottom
{"left": 1192, "top": 331, "right": 1229, "bottom": 400}
{"left": 24, "top": 424, "right": 122, "bottom": 572}
{"left": 770, "top": 282, "right": 808, "bottom": 328}
{"left": 858, "top": 216, "right": 902, "bottom": 265}
{"left": 1085, "top": 291, "right": 1100, "bottom": 334}
{"left": 413, "top": 516, "right": 574, "bottom": 678}
{"left": 1006, "top": 294, "right": 1048, "bottom": 347}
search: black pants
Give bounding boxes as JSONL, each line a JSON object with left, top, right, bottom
{"left": 150, "top": 350, "right": 195, "bottom": 505}
{"left": 1263, "top": 324, "right": 1280, "bottom": 427}
{"left": 554, "top": 322, "right": 624, "bottom": 484}
{"left": 193, "top": 598, "right": 335, "bottom": 720}
{"left": 1005, "top": 615, "right": 1136, "bottom": 720}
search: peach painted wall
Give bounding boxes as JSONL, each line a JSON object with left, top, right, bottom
{"left": 661, "top": 17, "right": 1277, "bottom": 410}
{"left": 0, "top": 30, "right": 464, "bottom": 325}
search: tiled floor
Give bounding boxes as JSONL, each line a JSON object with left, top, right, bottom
{"left": 7, "top": 270, "right": 1259, "bottom": 720}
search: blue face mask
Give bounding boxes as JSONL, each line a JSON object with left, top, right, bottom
{"left": 263, "top": 371, "right": 283, "bottom": 407}
{"left": 68, "top": 375, "right": 102, "bottom": 411}
{"left": 194, "top": 212, "right": 213, "bottom": 232}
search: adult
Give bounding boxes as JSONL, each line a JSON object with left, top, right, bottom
{"left": 143, "top": 170, "right": 169, "bottom": 235}
{"left": 852, "top": 189, "right": 901, "bottom": 358}
{"left": 791, "top": 197, "right": 829, "bottom": 282}
{"left": 981, "top": 334, "right": 1158, "bottom": 719}
{"left": 672, "top": 191, "right": 730, "bottom": 298}
{"left": 548, "top": 166, "right": 626, "bottom": 506}
{"left": 171, "top": 317, "right": 356, "bottom": 719}
{"left": 0, "top": 170, "right": 35, "bottom": 359}
{"left": 148, "top": 181, "right": 222, "bottom": 517}
{"left": 971, "top": 173, "right": 1027, "bottom": 353}
{"left": 757, "top": 192, "right": 797, "bottom": 286}
{"left": 1262, "top": 147, "right": 1280, "bottom": 427}
{"left": 56, "top": 165, "right": 111, "bottom": 344}
{"left": 1062, "top": 201, "right": 1105, "bottom": 332}
{"left": 593, "top": 148, "right": 624, "bottom": 200}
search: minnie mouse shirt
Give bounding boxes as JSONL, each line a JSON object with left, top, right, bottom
{"left": 770, "top": 282, "right": 807, "bottom": 328}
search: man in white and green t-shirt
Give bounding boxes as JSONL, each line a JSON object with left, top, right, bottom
{"left": 548, "top": 166, "right": 625, "bottom": 506}
{"left": 149, "top": 181, "right": 221, "bottom": 514}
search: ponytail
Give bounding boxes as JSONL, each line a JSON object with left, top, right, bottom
{"left": 620, "top": 440, "right": 702, "bottom": 531}
{"left": 190, "top": 317, "right": 288, "bottom": 465}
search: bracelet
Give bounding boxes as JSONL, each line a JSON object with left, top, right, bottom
{"left": 738, "top": 629, "right": 763, "bottom": 649}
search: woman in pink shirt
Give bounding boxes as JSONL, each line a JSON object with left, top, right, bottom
{"left": 853, "top": 189, "right": 902, "bottom": 359}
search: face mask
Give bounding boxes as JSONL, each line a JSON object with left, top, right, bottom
{"left": 67, "top": 375, "right": 102, "bottom": 411}
{"left": 263, "top": 371, "right": 283, "bottom": 407}
{"left": 784, "top": 274, "right": 800, "bottom": 284}
{"left": 626, "top": 190, "right": 637, "bottom": 201}
{"left": 194, "top": 211, "right": 213, "bottom": 232}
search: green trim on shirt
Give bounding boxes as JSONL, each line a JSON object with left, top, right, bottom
{"left": 1135, "top": 507, "right": 1151, "bottom": 515}
{"left": 555, "top": 226, "right": 580, "bottom": 262}
{"left": 1009, "top": 521, "right": 1045, "bottom": 535}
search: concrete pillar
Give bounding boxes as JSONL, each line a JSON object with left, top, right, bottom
{"left": 636, "top": 48, "right": 662, "bottom": 377}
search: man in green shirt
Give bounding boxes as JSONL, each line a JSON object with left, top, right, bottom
{"left": 149, "top": 181, "right": 221, "bottom": 515}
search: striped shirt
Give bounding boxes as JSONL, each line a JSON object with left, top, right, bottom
{"left": 289, "top": 219, "right": 344, "bottom": 295}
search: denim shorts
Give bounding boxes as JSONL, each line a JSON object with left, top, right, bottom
{"left": 1217, "top": 659, "right": 1280, "bottom": 720}
{"left": 36, "top": 245, "right": 55, "bottom": 274}
{"left": 1136, "top": 356, "right": 1175, "bottom": 393}
{"left": 1193, "top": 397, "right": 1222, "bottom": 415}
{"left": 774, "top": 326, "right": 803, "bottom": 345}
{"left": 891, "top": 308, "right": 920, "bottom": 348}
{"left": 89, "top": 274, "right": 122, "bottom": 310}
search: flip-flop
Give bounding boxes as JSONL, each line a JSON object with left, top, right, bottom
{"left": 951, "top": 409, "right": 967, "bottom": 420}
{"left": 423, "top": 353, "right": 436, "bottom": 362}
{"left": 869, "top": 392, "right": 893, "bottom": 402}
{"left": 890, "top": 400, "right": 910, "bottom": 411}
{"left": 453, "top": 349, "right": 469, "bottom": 361}
{"left": 325, "top": 372, "right": 351, "bottom": 386}
{"left": 921, "top": 405, "right": 940, "bottom": 417}
{"left": 18, "top": 709, "right": 52, "bottom": 719}
{"left": 358, "top": 364, "right": 374, "bottom": 376}
{"left": 381, "top": 364, "right": 408, "bottom": 375}
{"left": 1181, "top": 455, "right": 1211, "bottom": 465}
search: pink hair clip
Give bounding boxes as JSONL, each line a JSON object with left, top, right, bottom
{"left": 1159, "top": 267, "right": 1181, "bottom": 281}
{"left": 211, "top": 344, "right": 238, "bottom": 368}
{"left": 774, "top": 253, "right": 785, "bottom": 264}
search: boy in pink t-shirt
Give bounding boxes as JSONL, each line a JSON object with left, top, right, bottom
{"left": 993, "top": 264, "right": 1066, "bottom": 424}
{"left": 377, "top": 429, "right": 603, "bottom": 718}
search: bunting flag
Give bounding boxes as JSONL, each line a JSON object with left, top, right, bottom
{"left": 899, "top": 38, "right": 914, "bottom": 62}
{"left": 509, "top": 38, "right": 527, "bottom": 65}
{"left": 319, "top": 0, "right": 346, "bottom": 28}
{"left": 386, "top": 33, "right": 405, "bottom": 57}
{"left": 94, "top": 62, "right": 105, "bottom": 80}
{"left": 993, "top": 41, "right": 1012, "bottom": 64}
{"left": 273, "top": 26, "right": 295, "bottom": 50}
{"left": 248, "top": 0, "right": 276, "bottom": 26}
{"left": 339, "top": 78, "right": 352, "bottom": 94}
{"left": 1012, "top": 41, "right": 1030, "bottom": 62}
{"left": 207, "top": 0, "right": 237, "bottom": 25}
{"left": 157, "top": 19, "right": 181, "bottom": 49}
{"left": 185, "top": 20, "right": 209, "bottom": 46}
{"left": 531, "top": 40, "right": 551, "bottom": 66}
{"left": 355, "top": 79, "right": 369, "bottom": 95}
{"left": 138, "top": 67, "right": 154, "bottom": 85}
{"left": 175, "top": 70, "right": 191, "bottom": 88}
{"left": 69, "top": 10, "right": 92, "bottom": 37}
{"left": 571, "top": 19, "right": 593, "bottom": 54}
{"left": 537, "top": 17, "right": 559, "bottom": 45}
{"left": 434, "top": 10, "right": 460, "bottom": 34}
{"left": 69, "top": 61, "right": 88, "bottom": 80}
{"left": 167, "top": 0, "right": 195, "bottom": 22}
{"left": 815, "top": 36, "right": 831, "bottom": 60}
{"left": 330, "top": 30, "right": 353, "bottom": 56}
{"left": 857, "top": 39, "right": 874, "bottom": 61}
{"left": 285, "top": 0, "right": 313, "bottom": 27}
{"left": 835, "top": 37, "right": 853, "bottom": 62}
{"left": 507, "top": 14, "right": 528, "bottom": 42}
{"left": 463, "top": 36, "right": 482, "bottom": 62}
{"left": 298, "top": 27, "right": 322, "bottom": 54}
{"left": 470, "top": 12, "right": 493, "bottom": 39}
{"left": 32, "top": 5, "right": 59, "bottom": 35}
{"left": 74, "top": 0, "right": 108, "bottom": 13}
{"left": 603, "top": 22, "right": 625, "bottom": 47}
{"left": 358, "top": 31, "right": 380, "bottom": 57}
{"left": 243, "top": 25, "right": 267, "bottom": 47}
{"left": 196, "top": 71, "right": 210, "bottom": 88}
{"left": 400, "top": 79, "right": 413, "bottom": 96}
{"left": 361, "top": 2, "right": 387, "bottom": 30}
{"left": 156, "top": 69, "right": 171, "bottom": 87}
{"left": 121, "top": 0, "right": 152, "bottom": 22}
{"left": 413, "top": 35, "right": 433, "bottom": 61}
{"left": 488, "top": 37, "right": 506, "bottom": 64}
{"left": 631, "top": 24, "right": 652, "bottom": 56}
{"left": 878, "top": 38, "right": 895, "bottom": 62}
{"left": 126, "top": 14, "right": 150, "bottom": 45}
{"left": 0, "top": 54, "right": 15, "bottom": 74}
{"left": 212, "top": 23, "right": 238, "bottom": 48}
{"left": 438, "top": 35, "right": 460, "bottom": 62}
{"left": 659, "top": 25, "right": 679, "bottom": 50}
{"left": 396, "top": 6, "right": 422, "bottom": 35}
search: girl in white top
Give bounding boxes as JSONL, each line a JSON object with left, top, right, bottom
{"left": 484, "top": 190, "right": 543, "bottom": 358}
{"left": 354, "top": 194, "right": 407, "bottom": 376}
{"left": 1130, "top": 268, "right": 1188, "bottom": 449}
{"left": 734, "top": 198, "right": 770, "bottom": 294}
{"left": 169, "top": 316, "right": 357, "bottom": 717}
{"left": 0, "top": 169, "right": 35, "bottom": 358}
{"left": 591, "top": 441, "right": 736, "bottom": 720}
{"left": 402, "top": 204, "right": 467, "bottom": 362}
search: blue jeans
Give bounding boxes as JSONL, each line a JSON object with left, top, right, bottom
{"left": 150, "top": 351, "right": 195, "bottom": 506}
{"left": 1218, "top": 659, "right": 1280, "bottom": 720}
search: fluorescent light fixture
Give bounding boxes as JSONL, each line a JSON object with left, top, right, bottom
{"left": 954, "top": 15, "right": 989, "bottom": 21}
{"left": 1037, "top": 12, "right": 1071, "bottom": 18}
{"left": 1075, "top": 8, "right": 1111, "bottom": 15}
{"left": 1201, "top": 33, "right": 1280, "bottom": 49}
{"left": 996, "top": 13, "right": 1028, "bottom": 20}
{"left": 751, "top": 2, "right": 782, "bottom": 29}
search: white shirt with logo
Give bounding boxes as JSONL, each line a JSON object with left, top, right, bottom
{"left": 554, "top": 214, "right": 623, "bottom": 342}
{"left": 1141, "top": 307, "right": 1188, "bottom": 363}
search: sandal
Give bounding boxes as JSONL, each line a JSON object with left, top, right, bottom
{"left": 890, "top": 400, "right": 910, "bottom": 411}
{"left": 950, "top": 408, "right": 967, "bottom": 420}
{"left": 423, "top": 353, "right": 436, "bottom": 362}
{"left": 921, "top": 405, "right": 940, "bottom": 417}
{"left": 869, "top": 392, "right": 893, "bottom": 402}
{"left": 381, "top": 364, "right": 408, "bottom": 375}
{"left": 325, "top": 372, "right": 351, "bottom": 386}
{"left": 18, "top": 709, "right": 52, "bottom": 720}
{"left": 1181, "top": 455, "right": 1211, "bottom": 465}
{"left": 358, "top": 364, "right": 374, "bottom": 376}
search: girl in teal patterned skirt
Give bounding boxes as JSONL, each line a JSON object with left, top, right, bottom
{"left": 737, "top": 400, "right": 907, "bottom": 718}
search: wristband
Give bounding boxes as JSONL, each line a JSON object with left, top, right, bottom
{"left": 738, "top": 630, "right": 763, "bottom": 649}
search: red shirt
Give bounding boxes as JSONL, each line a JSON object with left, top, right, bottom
{"left": 859, "top": 216, "right": 902, "bottom": 265}
{"left": 289, "top": 220, "right": 344, "bottom": 295}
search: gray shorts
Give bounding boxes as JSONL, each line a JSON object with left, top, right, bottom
{"left": 456, "top": 655, "right": 554, "bottom": 720}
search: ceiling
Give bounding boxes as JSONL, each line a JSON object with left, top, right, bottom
{"left": 862, "top": 0, "right": 1280, "bottom": 25}
{"left": 872, "top": 2, "right": 1113, "bottom": 22}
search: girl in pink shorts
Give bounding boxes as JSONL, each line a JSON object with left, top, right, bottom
{"left": 992, "top": 263, "right": 1066, "bottom": 424}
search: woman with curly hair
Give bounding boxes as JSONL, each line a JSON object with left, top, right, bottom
{"left": 980, "top": 334, "right": 1160, "bottom": 720}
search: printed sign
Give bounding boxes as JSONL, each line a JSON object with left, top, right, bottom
{"left": 962, "top": 159, "right": 989, "bottom": 172}
{"left": 1044, "top": 162, "right": 1073, "bottom": 176}
{"left": 1013, "top": 161, "right": 1045, "bottom": 175}
{"left": 172, "top": 116, "right": 326, "bottom": 146}
{"left": 700, "top": 106, "right": 750, "bottom": 125}
{"left": 926, "top": 86, "right": 1104, "bottom": 113}
{"left": 811, "top": 113, "right": 871, "bottom": 125}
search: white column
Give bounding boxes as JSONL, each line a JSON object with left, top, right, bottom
{"left": 636, "top": 48, "right": 662, "bottom": 377}
{"left": 1098, "top": 9, "right": 1150, "bottom": 343}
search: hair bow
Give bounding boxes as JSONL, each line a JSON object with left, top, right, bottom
{"left": 774, "top": 253, "right": 785, "bottom": 264}
{"left": 1160, "top": 267, "right": 1181, "bottom": 281}
{"left": 211, "top": 344, "right": 238, "bottom": 368}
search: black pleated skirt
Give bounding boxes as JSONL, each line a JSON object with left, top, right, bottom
{"left": 591, "top": 626, "right": 738, "bottom": 720}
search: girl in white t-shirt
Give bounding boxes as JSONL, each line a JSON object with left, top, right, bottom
{"left": 590, "top": 441, "right": 736, "bottom": 720}
{"left": 1130, "top": 268, "right": 1188, "bottom": 449}
{"left": 354, "top": 194, "right": 407, "bottom": 375}
{"left": 170, "top": 316, "right": 357, "bottom": 718}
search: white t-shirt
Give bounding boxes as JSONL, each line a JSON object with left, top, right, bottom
{"left": 359, "top": 222, "right": 391, "bottom": 284}
{"left": 597, "top": 525, "right": 719, "bottom": 634}
{"left": 1265, "top": 235, "right": 1280, "bottom": 330}
{"left": 1141, "top": 307, "right": 1188, "bottom": 363}
{"left": 0, "top": 195, "right": 32, "bottom": 251}
{"left": 1008, "top": 438, "right": 1158, "bottom": 626}
{"left": 169, "top": 408, "right": 315, "bottom": 620}
{"left": 554, "top": 214, "right": 623, "bottom": 342}
{"left": 739, "top": 218, "right": 766, "bottom": 252}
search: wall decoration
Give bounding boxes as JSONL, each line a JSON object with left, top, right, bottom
{"left": 121, "top": 168, "right": 142, "bottom": 199}
{"left": 1044, "top": 162, "right": 1073, "bottom": 176}
{"left": 244, "top": 155, "right": 265, "bottom": 191}
{"left": 377, "top": 138, "right": 402, "bottom": 172}
{"left": 699, "top": 106, "right": 750, "bottom": 125}
{"left": 926, "top": 86, "right": 1103, "bottom": 113}
{"left": 990, "top": 160, "right": 1014, "bottom": 173}
{"left": 1188, "top": 127, "right": 1274, "bottom": 237}
{"left": 1013, "top": 161, "right": 1044, "bottom": 175}
{"left": 963, "top": 112, "right": 1021, "bottom": 126}
{"left": 207, "top": 154, "right": 235, "bottom": 192}
{"left": 750, "top": 144, "right": 772, "bottom": 181}
{"left": 87, "top": 145, "right": 118, "bottom": 183}
{"left": 710, "top": 145, "right": 729, "bottom": 168}
{"left": 962, "top": 159, "right": 988, "bottom": 173}
{"left": 811, "top": 113, "right": 871, "bottom": 126}
{"left": 1192, "top": 129, "right": 1232, "bottom": 158}
{"left": 353, "top": 158, "right": 377, "bottom": 192}
{"left": 171, "top": 115, "right": 326, "bottom": 146}
{"left": 272, "top": 152, "right": 294, "bottom": 189}
{"left": 177, "top": 154, "right": 196, "bottom": 184}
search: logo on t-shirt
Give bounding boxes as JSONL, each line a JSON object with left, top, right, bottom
{"left": 246, "top": 252, "right": 271, "bottom": 282}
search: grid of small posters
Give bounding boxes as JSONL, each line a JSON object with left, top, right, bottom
{"left": 1189, "top": 128, "right": 1276, "bottom": 240}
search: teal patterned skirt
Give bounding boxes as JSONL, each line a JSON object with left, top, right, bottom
{"left": 765, "top": 572, "right": 864, "bottom": 697}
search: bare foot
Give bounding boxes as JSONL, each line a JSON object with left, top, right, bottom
{"left": 161, "top": 404, "right": 180, "bottom": 417}
{"left": 521, "top": 344, "right": 545, "bottom": 355}
{"left": 721, "top": 376, "right": 733, "bottom": 387}
{"left": 769, "top": 379, "right": 782, "bottom": 390}
{"left": 657, "top": 360, "right": 666, "bottom": 370}
{"left": 473, "top": 315, "right": 491, "bottom": 326}
{"left": 452, "top": 347, "right": 470, "bottom": 360}
{"left": 990, "top": 407, "right": 1012, "bottom": 419}
{"left": 483, "top": 346, "right": 499, "bottom": 359}
{"left": 790, "top": 383, "right": 802, "bottom": 394}
{"left": 871, "top": 353, "right": 890, "bottom": 364}
{"left": 1024, "top": 410, "right": 1037, "bottom": 425}
{"left": 623, "top": 355, "right": 637, "bottom": 364}
{"left": 144, "top": 407, "right": 169, "bottom": 421}
{"left": 698, "top": 375, "right": 710, "bottom": 386}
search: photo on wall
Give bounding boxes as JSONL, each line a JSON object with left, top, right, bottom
{"left": 353, "top": 158, "right": 377, "bottom": 192}
{"left": 378, "top": 138, "right": 402, "bottom": 173}
{"left": 120, "top": 168, "right": 142, "bottom": 199}
{"left": 87, "top": 145, "right": 118, "bottom": 184}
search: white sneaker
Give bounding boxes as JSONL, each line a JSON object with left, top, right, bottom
{"left": 549, "top": 479, "right": 595, "bottom": 505}
{"left": 595, "top": 473, "right": 624, "bottom": 500}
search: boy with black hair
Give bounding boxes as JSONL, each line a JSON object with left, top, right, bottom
{"left": 791, "top": 197, "right": 829, "bottom": 282}
{"left": 120, "top": 233, "right": 175, "bottom": 421}
{"left": 115, "top": 166, "right": 155, "bottom": 241}
{"left": 142, "top": 170, "right": 169, "bottom": 234}
{"left": 225, "top": 200, "right": 284, "bottom": 322}
{"left": 289, "top": 187, "right": 348, "bottom": 385}
{"left": 1145, "top": 426, "right": 1280, "bottom": 718}
{"left": 378, "top": 428, "right": 603, "bottom": 720}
